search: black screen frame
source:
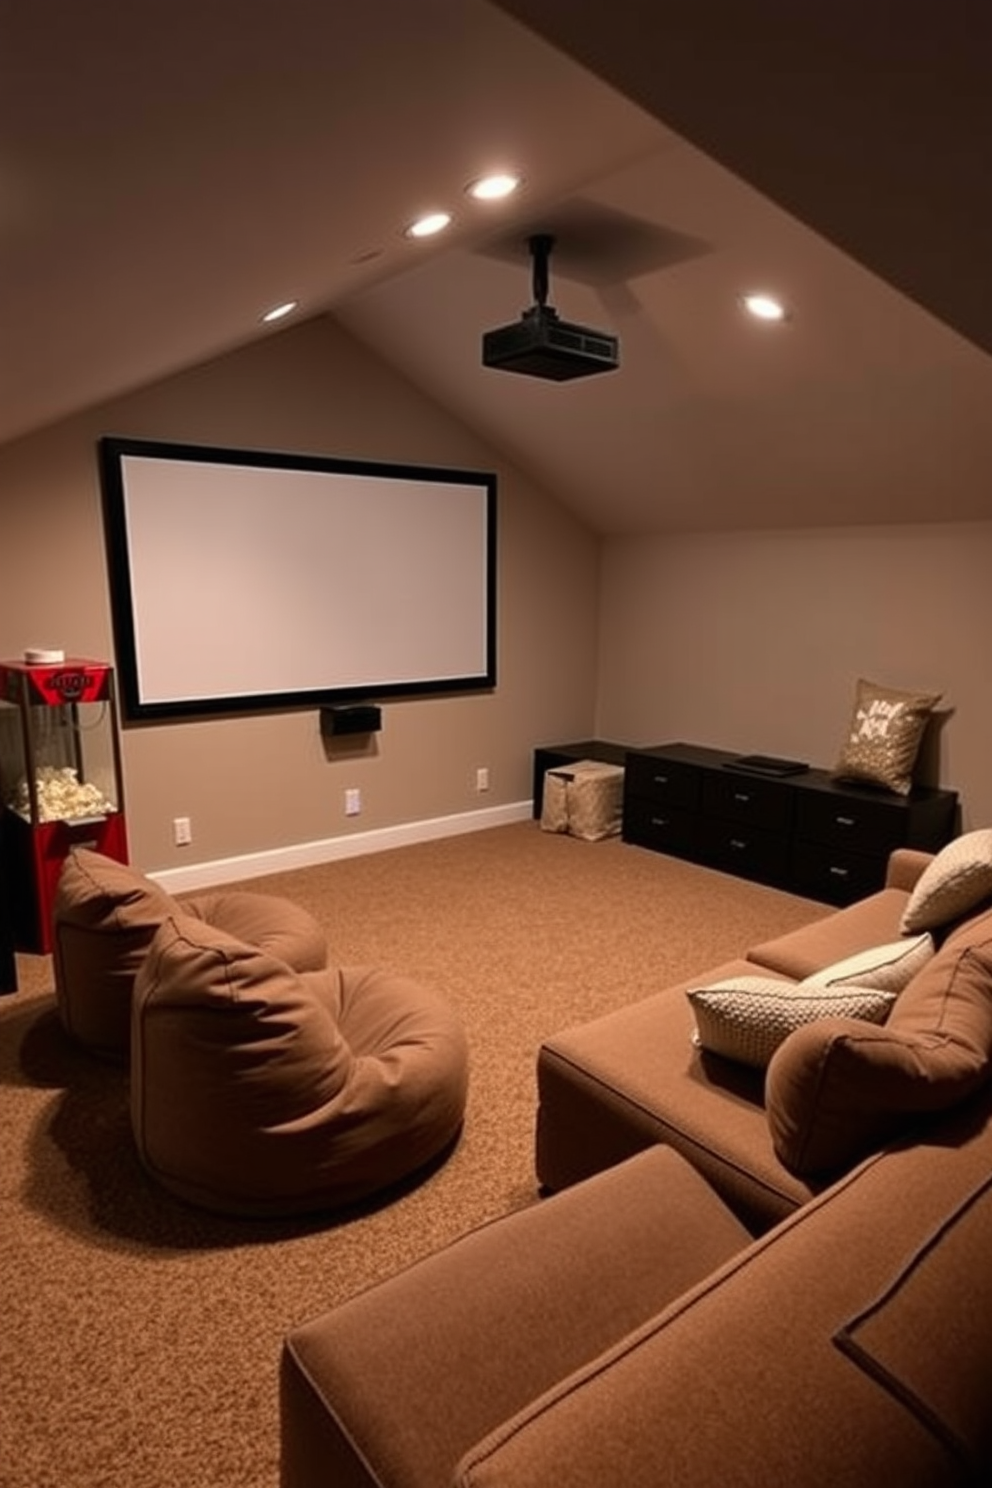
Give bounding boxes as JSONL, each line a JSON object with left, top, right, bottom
{"left": 99, "top": 435, "right": 497, "bottom": 724}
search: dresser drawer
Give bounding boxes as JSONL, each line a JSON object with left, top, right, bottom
{"left": 624, "top": 753, "right": 700, "bottom": 810}
{"left": 702, "top": 771, "right": 794, "bottom": 831}
{"left": 790, "top": 839, "right": 887, "bottom": 906}
{"left": 622, "top": 799, "right": 698, "bottom": 856}
{"left": 696, "top": 816, "right": 790, "bottom": 887}
{"left": 796, "top": 789, "right": 906, "bottom": 855}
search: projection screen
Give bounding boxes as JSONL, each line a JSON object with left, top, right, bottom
{"left": 99, "top": 436, "right": 497, "bottom": 723}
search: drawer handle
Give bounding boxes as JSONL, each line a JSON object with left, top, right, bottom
{"left": 733, "top": 792, "right": 752, "bottom": 804}
{"left": 828, "top": 866, "right": 850, "bottom": 878}
{"left": 730, "top": 838, "right": 748, "bottom": 851}
{"left": 653, "top": 774, "right": 669, "bottom": 786}
{"left": 835, "top": 815, "right": 856, "bottom": 828}
{"left": 650, "top": 816, "right": 669, "bottom": 828}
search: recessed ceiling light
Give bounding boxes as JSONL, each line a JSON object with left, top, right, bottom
{"left": 739, "top": 292, "right": 790, "bottom": 322}
{"left": 466, "top": 172, "right": 522, "bottom": 202}
{"left": 405, "top": 211, "right": 452, "bottom": 239}
{"left": 261, "top": 300, "right": 298, "bottom": 324}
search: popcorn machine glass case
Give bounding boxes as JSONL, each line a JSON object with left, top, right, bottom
{"left": 0, "top": 659, "right": 128, "bottom": 953}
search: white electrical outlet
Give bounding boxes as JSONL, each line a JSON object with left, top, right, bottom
{"left": 344, "top": 787, "right": 361, "bottom": 816}
{"left": 173, "top": 816, "right": 192, "bottom": 846}
{"left": 475, "top": 766, "right": 490, "bottom": 792}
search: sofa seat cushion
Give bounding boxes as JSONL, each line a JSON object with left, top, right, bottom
{"left": 52, "top": 847, "right": 327, "bottom": 1059}
{"left": 766, "top": 931, "right": 992, "bottom": 1178}
{"left": 747, "top": 888, "right": 912, "bottom": 980}
{"left": 281, "top": 1146, "right": 751, "bottom": 1488}
{"left": 536, "top": 958, "right": 816, "bottom": 1233}
{"left": 131, "top": 913, "right": 469, "bottom": 1216}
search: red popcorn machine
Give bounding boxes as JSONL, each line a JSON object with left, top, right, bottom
{"left": 0, "top": 658, "right": 128, "bottom": 954}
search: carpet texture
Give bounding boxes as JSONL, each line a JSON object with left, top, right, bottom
{"left": 0, "top": 822, "right": 828, "bottom": 1488}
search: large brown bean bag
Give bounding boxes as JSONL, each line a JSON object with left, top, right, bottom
{"left": 130, "top": 912, "right": 469, "bottom": 1217}
{"left": 52, "top": 847, "right": 327, "bottom": 1060}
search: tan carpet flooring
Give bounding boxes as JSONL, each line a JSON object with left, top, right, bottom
{"left": 0, "top": 822, "right": 829, "bottom": 1488}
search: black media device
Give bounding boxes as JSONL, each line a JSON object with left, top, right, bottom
{"left": 723, "top": 754, "right": 809, "bottom": 777}
{"left": 320, "top": 704, "right": 382, "bottom": 736}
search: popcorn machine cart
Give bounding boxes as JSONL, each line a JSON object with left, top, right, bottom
{"left": 0, "top": 658, "right": 128, "bottom": 955}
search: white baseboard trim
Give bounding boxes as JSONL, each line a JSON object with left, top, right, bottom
{"left": 150, "top": 800, "right": 533, "bottom": 894}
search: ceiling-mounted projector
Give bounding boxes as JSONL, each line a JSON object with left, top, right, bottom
{"left": 482, "top": 234, "right": 620, "bottom": 381}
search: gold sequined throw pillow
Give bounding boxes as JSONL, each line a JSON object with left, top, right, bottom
{"left": 833, "top": 677, "right": 941, "bottom": 795}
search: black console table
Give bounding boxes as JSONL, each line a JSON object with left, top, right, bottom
{"left": 622, "top": 742, "right": 958, "bottom": 906}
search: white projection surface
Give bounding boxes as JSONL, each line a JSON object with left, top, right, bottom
{"left": 100, "top": 440, "right": 496, "bottom": 720}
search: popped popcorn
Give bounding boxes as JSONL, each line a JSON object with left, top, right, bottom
{"left": 7, "top": 766, "right": 115, "bottom": 823}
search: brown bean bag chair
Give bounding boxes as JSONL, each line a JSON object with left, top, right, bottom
{"left": 130, "top": 912, "right": 470, "bottom": 1217}
{"left": 52, "top": 847, "right": 328, "bottom": 1060}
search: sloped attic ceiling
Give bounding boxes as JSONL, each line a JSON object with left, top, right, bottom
{"left": 2, "top": 0, "right": 990, "bottom": 535}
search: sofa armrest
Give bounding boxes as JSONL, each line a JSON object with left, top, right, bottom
{"left": 456, "top": 1117, "right": 992, "bottom": 1488}
{"left": 280, "top": 1147, "right": 750, "bottom": 1488}
{"left": 885, "top": 848, "right": 934, "bottom": 892}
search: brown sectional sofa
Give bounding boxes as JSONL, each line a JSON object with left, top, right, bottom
{"left": 535, "top": 844, "right": 992, "bottom": 1230}
{"left": 281, "top": 841, "right": 992, "bottom": 1487}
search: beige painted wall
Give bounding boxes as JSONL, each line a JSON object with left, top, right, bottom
{"left": 596, "top": 522, "right": 992, "bottom": 828}
{"left": 0, "top": 316, "right": 600, "bottom": 871}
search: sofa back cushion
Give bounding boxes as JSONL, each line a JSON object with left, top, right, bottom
{"left": 765, "top": 931, "right": 992, "bottom": 1177}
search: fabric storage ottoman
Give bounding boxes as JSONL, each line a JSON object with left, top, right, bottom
{"left": 540, "top": 760, "right": 625, "bottom": 842}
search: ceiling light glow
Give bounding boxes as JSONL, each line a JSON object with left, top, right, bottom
{"left": 406, "top": 211, "right": 452, "bottom": 239}
{"left": 261, "top": 300, "right": 298, "bottom": 324}
{"left": 740, "top": 292, "right": 789, "bottom": 322}
{"left": 466, "top": 172, "right": 522, "bottom": 201}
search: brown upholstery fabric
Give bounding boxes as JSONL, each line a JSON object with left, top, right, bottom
{"left": 834, "top": 1172, "right": 992, "bottom": 1471}
{"left": 182, "top": 889, "right": 327, "bottom": 971}
{"left": 939, "top": 900, "right": 992, "bottom": 956}
{"left": 746, "top": 887, "right": 912, "bottom": 981}
{"left": 131, "top": 913, "right": 468, "bottom": 1216}
{"left": 766, "top": 932, "right": 992, "bottom": 1177}
{"left": 53, "top": 847, "right": 183, "bottom": 1058}
{"left": 535, "top": 957, "right": 816, "bottom": 1232}
{"left": 52, "top": 847, "right": 327, "bottom": 1059}
{"left": 454, "top": 1105, "right": 992, "bottom": 1488}
{"left": 280, "top": 1147, "right": 751, "bottom": 1488}
{"left": 884, "top": 847, "right": 938, "bottom": 894}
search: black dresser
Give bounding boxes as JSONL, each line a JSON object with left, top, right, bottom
{"left": 621, "top": 741, "right": 958, "bottom": 906}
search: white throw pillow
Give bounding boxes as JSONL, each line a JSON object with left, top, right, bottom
{"left": 687, "top": 975, "right": 897, "bottom": 1070}
{"left": 900, "top": 830, "right": 992, "bottom": 933}
{"left": 800, "top": 933, "right": 934, "bottom": 994}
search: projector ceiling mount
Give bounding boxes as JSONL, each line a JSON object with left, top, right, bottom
{"left": 481, "top": 233, "right": 620, "bottom": 382}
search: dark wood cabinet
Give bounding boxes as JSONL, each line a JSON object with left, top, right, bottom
{"left": 621, "top": 741, "right": 958, "bottom": 906}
